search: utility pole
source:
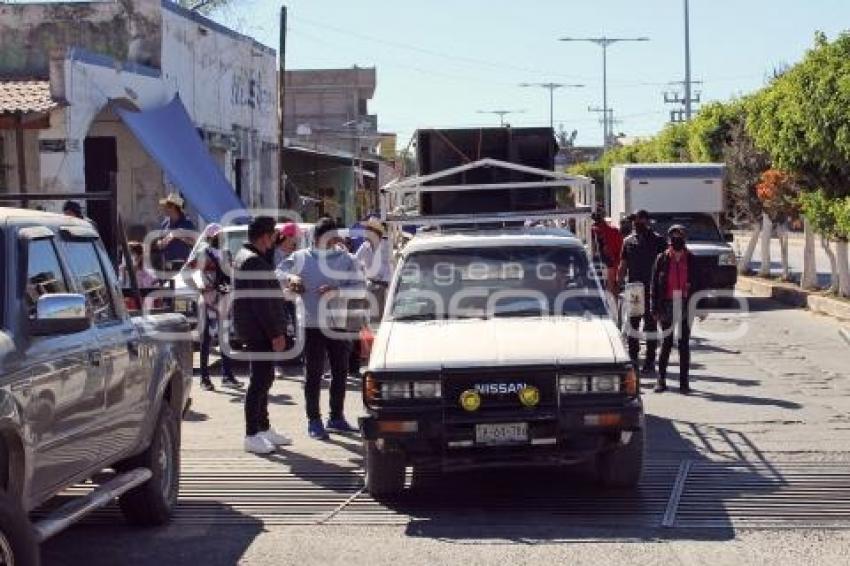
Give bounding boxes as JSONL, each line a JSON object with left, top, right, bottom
{"left": 664, "top": 80, "right": 701, "bottom": 123}
{"left": 559, "top": 36, "right": 649, "bottom": 149}
{"left": 278, "top": 5, "right": 288, "bottom": 209}
{"left": 684, "top": 0, "right": 692, "bottom": 120}
{"left": 476, "top": 109, "right": 525, "bottom": 127}
{"left": 519, "top": 82, "right": 584, "bottom": 131}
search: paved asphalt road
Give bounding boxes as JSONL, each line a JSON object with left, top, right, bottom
{"left": 41, "top": 292, "right": 850, "bottom": 565}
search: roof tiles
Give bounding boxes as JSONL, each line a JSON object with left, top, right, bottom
{"left": 0, "top": 81, "right": 58, "bottom": 115}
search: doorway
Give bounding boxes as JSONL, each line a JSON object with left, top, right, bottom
{"left": 84, "top": 136, "right": 118, "bottom": 258}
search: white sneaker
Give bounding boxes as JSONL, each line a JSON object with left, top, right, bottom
{"left": 244, "top": 434, "right": 275, "bottom": 454}
{"left": 260, "top": 428, "right": 293, "bottom": 446}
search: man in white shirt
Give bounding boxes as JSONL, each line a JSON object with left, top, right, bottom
{"left": 355, "top": 217, "right": 391, "bottom": 322}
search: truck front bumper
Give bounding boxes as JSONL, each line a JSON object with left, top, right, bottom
{"left": 360, "top": 399, "right": 644, "bottom": 470}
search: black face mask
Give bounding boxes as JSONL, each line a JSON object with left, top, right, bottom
{"left": 209, "top": 237, "right": 220, "bottom": 249}
{"left": 670, "top": 237, "right": 686, "bottom": 251}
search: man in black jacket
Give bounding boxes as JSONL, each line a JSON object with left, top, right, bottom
{"left": 618, "top": 210, "right": 667, "bottom": 374}
{"left": 650, "top": 225, "right": 702, "bottom": 394}
{"left": 233, "top": 216, "right": 293, "bottom": 454}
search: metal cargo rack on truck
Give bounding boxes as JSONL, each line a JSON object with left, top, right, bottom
{"left": 379, "top": 157, "right": 597, "bottom": 244}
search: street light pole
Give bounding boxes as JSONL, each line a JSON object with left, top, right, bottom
{"left": 519, "top": 82, "right": 584, "bottom": 131}
{"left": 559, "top": 36, "right": 650, "bottom": 149}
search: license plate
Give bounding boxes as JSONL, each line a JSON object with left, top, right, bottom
{"left": 475, "top": 422, "right": 528, "bottom": 446}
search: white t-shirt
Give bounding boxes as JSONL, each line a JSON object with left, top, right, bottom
{"left": 355, "top": 238, "right": 392, "bottom": 282}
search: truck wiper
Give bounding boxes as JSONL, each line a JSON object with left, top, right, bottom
{"left": 392, "top": 313, "right": 437, "bottom": 321}
{"left": 492, "top": 308, "right": 546, "bottom": 318}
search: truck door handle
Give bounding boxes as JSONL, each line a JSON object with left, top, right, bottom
{"left": 128, "top": 340, "right": 140, "bottom": 359}
{"left": 88, "top": 351, "right": 102, "bottom": 367}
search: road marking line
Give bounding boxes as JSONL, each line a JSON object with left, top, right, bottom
{"left": 662, "top": 459, "right": 692, "bottom": 528}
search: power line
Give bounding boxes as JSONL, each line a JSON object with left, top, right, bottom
{"left": 292, "top": 15, "right": 593, "bottom": 82}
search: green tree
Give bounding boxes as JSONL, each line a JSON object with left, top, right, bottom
{"left": 747, "top": 31, "right": 850, "bottom": 295}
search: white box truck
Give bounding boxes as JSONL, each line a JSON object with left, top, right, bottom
{"left": 610, "top": 163, "right": 737, "bottom": 298}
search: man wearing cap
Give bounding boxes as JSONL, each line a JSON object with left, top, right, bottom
{"left": 154, "top": 193, "right": 197, "bottom": 271}
{"left": 274, "top": 222, "right": 300, "bottom": 266}
{"left": 651, "top": 225, "right": 702, "bottom": 393}
{"left": 276, "top": 217, "right": 366, "bottom": 440}
{"left": 355, "top": 217, "right": 392, "bottom": 321}
{"left": 618, "top": 209, "right": 667, "bottom": 374}
{"left": 233, "top": 216, "right": 293, "bottom": 454}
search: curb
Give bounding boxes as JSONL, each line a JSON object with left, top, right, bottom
{"left": 736, "top": 275, "right": 850, "bottom": 321}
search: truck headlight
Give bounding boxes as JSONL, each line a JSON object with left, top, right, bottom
{"left": 718, "top": 252, "right": 737, "bottom": 266}
{"left": 412, "top": 381, "right": 441, "bottom": 399}
{"left": 382, "top": 382, "right": 411, "bottom": 400}
{"left": 559, "top": 375, "right": 588, "bottom": 394}
{"left": 591, "top": 375, "right": 621, "bottom": 393}
{"left": 559, "top": 374, "right": 624, "bottom": 394}
{"left": 366, "top": 377, "right": 442, "bottom": 401}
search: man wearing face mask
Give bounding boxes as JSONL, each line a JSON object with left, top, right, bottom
{"left": 650, "top": 225, "right": 702, "bottom": 393}
{"left": 276, "top": 217, "right": 366, "bottom": 440}
{"left": 233, "top": 216, "right": 293, "bottom": 454}
{"left": 617, "top": 209, "right": 667, "bottom": 374}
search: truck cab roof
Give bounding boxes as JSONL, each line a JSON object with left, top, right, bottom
{"left": 402, "top": 227, "right": 585, "bottom": 255}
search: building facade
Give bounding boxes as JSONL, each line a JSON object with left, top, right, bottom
{"left": 0, "top": 0, "right": 278, "bottom": 241}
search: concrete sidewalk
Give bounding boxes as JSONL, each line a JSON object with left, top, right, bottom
{"left": 737, "top": 275, "right": 850, "bottom": 322}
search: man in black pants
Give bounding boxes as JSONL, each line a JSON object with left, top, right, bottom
{"left": 651, "top": 225, "right": 702, "bottom": 394}
{"left": 277, "top": 218, "right": 366, "bottom": 440}
{"left": 618, "top": 209, "right": 667, "bottom": 374}
{"left": 233, "top": 216, "right": 292, "bottom": 454}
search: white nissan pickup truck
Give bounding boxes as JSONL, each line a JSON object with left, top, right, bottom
{"left": 360, "top": 227, "right": 644, "bottom": 497}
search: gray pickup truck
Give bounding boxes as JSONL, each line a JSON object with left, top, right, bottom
{"left": 0, "top": 208, "right": 192, "bottom": 565}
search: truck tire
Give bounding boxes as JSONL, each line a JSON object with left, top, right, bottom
{"left": 0, "top": 492, "right": 39, "bottom": 566}
{"left": 117, "top": 403, "right": 180, "bottom": 526}
{"left": 365, "top": 441, "right": 405, "bottom": 498}
{"left": 597, "top": 428, "right": 645, "bottom": 489}
{"left": 410, "top": 464, "right": 441, "bottom": 493}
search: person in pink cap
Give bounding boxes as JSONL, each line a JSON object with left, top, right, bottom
{"left": 274, "top": 222, "right": 300, "bottom": 265}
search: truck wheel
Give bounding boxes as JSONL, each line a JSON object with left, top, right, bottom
{"left": 411, "top": 465, "right": 441, "bottom": 493}
{"left": 0, "top": 492, "right": 40, "bottom": 566}
{"left": 597, "top": 428, "right": 645, "bottom": 489}
{"left": 117, "top": 404, "right": 180, "bottom": 526}
{"left": 365, "top": 441, "right": 405, "bottom": 498}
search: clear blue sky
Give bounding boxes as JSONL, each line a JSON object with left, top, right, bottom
{"left": 216, "top": 1, "right": 850, "bottom": 148}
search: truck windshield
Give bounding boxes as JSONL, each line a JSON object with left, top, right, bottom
{"left": 391, "top": 246, "right": 607, "bottom": 320}
{"left": 651, "top": 214, "right": 722, "bottom": 242}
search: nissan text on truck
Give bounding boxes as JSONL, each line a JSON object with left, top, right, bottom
{"left": 610, "top": 163, "right": 737, "bottom": 302}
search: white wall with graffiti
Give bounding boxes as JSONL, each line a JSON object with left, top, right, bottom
{"left": 160, "top": 1, "right": 279, "bottom": 211}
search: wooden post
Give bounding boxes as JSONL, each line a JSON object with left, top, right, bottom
{"left": 15, "top": 115, "right": 28, "bottom": 208}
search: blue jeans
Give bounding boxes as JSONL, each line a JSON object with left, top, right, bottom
{"left": 200, "top": 313, "right": 234, "bottom": 380}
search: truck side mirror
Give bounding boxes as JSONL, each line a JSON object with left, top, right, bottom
{"left": 30, "top": 294, "right": 91, "bottom": 336}
{"left": 724, "top": 233, "right": 734, "bottom": 243}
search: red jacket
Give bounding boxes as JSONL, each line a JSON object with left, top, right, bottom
{"left": 593, "top": 223, "right": 624, "bottom": 270}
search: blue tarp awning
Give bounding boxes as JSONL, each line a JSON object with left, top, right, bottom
{"left": 116, "top": 95, "right": 245, "bottom": 222}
